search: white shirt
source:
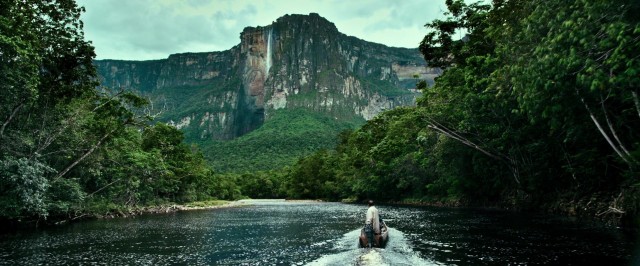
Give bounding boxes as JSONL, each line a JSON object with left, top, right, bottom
{"left": 365, "top": 206, "right": 380, "bottom": 234}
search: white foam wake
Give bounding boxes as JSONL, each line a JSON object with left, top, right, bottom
{"left": 306, "top": 228, "right": 440, "bottom": 266}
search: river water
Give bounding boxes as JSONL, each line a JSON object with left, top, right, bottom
{"left": 0, "top": 200, "right": 637, "bottom": 265}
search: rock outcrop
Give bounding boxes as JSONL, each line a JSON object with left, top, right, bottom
{"left": 95, "top": 13, "right": 439, "bottom": 142}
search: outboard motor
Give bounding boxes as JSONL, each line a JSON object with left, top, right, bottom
{"left": 364, "top": 222, "right": 374, "bottom": 248}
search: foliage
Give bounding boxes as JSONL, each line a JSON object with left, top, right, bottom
{"left": 0, "top": 0, "right": 239, "bottom": 224}
{"left": 204, "top": 108, "right": 362, "bottom": 173}
{"left": 46, "top": 178, "right": 86, "bottom": 217}
{"left": 236, "top": 170, "right": 287, "bottom": 199}
{"left": 1, "top": 0, "right": 638, "bottom": 226}
{"left": 183, "top": 200, "right": 229, "bottom": 208}
{"left": 81, "top": 124, "right": 240, "bottom": 207}
{"left": 253, "top": 0, "right": 640, "bottom": 221}
{"left": 286, "top": 149, "right": 340, "bottom": 199}
{"left": 0, "top": 157, "right": 53, "bottom": 218}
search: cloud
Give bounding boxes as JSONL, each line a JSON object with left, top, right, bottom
{"left": 310, "top": 0, "right": 449, "bottom": 48}
{"left": 81, "top": 0, "right": 241, "bottom": 59}
{"left": 77, "top": 0, "right": 451, "bottom": 60}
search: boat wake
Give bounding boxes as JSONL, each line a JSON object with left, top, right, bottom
{"left": 306, "top": 228, "right": 441, "bottom": 266}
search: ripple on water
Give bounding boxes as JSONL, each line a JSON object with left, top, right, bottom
{"left": 0, "top": 202, "right": 635, "bottom": 265}
{"left": 306, "top": 228, "right": 441, "bottom": 266}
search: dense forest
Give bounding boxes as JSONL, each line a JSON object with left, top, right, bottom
{"left": 0, "top": 0, "right": 240, "bottom": 224}
{"left": 1, "top": 0, "right": 639, "bottom": 227}
{"left": 234, "top": 0, "right": 640, "bottom": 226}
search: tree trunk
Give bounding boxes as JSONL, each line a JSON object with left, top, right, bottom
{"left": 426, "top": 118, "right": 521, "bottom": 184}
{"left": 601, "top": 99, "right": 636, "bottom": 164}
{"left": 632, "top": 91, "right": 640, "bottom": 119}
{"left": 0, "top": 102, "right": 24, "bottom": 137}
{"left": 53, "top": 128, "right": 117, "bottom": 180}
{"left": 576, "top": 87, "right": 631, "bottom": 166}
{"left": 33, "top": 114, "right": 78, "bottom": 157}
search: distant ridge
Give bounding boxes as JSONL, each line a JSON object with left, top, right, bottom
{"left": 94, "top": 13, "right": 440, "bottom": 172}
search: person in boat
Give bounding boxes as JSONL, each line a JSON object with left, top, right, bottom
{"left": 365, "top": 200, "right": 380, "bottom": 246}
{"left": 366, "top": 200, "right": 380, "bottom": 234}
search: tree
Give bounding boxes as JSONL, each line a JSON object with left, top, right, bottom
{"left": 416, "top": 0, "right": 639, "bottom": 210}
{"left": 0, "top": 0, "right": 99, "bottom": 220}
{"left": 0, "top": 157, "right": 52, "bottom": 219}
{"left": 507, "top": 0, "right": 640, "bottom": 172}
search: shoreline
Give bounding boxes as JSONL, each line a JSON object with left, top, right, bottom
{"left": 5, "top": 196, "right": 634, "bottom": 231}
{"left": 92, "top": 198, "right": 322, "bottom": 219}
{"left": 376, "top": 195, "right": 637, "bottom": 229}
{"left": 114, "top": 197, "right": 636, "bottom": 229}
{"left": 0, "top": 198, "right": 640, "bottom": 231}
{"left": 92, "top": 200, "right": 251, "bottom": 219}
{"left": 1, "top": 200, "right": 252, "bottom": 230}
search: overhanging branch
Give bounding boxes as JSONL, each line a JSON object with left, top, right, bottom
{"left": 425, "top": 117, "right": 521, "bottom": 184}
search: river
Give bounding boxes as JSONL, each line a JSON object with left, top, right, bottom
{"left": 0, "top": 200, "right": 637, "bottom": 265}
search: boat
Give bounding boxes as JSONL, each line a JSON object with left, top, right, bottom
{"left": 358, "top": 220, "right": 389, "bottom": 248}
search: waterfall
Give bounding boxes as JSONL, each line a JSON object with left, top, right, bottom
{"left": 265, "top": 28, "right": 272, "bottom": 76}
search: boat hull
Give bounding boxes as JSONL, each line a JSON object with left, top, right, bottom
{"left": 358, "top": 224, "right": 388, "bottom": 248}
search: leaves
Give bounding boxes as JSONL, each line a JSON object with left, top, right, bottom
{"left": 0, "top": 1, "right": 239, "bottom": 223}
{"left": 0, "top": 157, "right": 53, "bottom": 218}
{"left": 271, "top": 0, "right": 639, "bottom": 207}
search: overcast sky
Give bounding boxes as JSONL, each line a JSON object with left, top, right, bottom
{"left": 77, "top": 0, "right": 457, "bottom": 61}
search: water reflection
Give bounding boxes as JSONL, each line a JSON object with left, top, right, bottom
{"left": 0, "top": 202, "right": 635, "bottom": 265}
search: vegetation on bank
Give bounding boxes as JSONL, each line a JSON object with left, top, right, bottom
{"left": 1, "top": 0, "right": 638, "bottom": 227}
{"left": 227, "top": 0, "right": 640, "bottom": 226}
{"left": 203, "top": 108, "right": 362, "bottom": 173}
{"left": 0, "top": 0, "right": 241, "bottom": 225}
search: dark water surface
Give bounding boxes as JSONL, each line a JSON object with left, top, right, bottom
{"left": 0, "top": 200, "right": 637, "bottom": 265}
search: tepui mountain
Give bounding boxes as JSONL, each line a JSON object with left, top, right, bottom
{"left": 94, "top": 13, "right": 440, "bottom": 172}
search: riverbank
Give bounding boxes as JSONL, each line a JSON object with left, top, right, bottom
{"left": 538, "top": 189, "right": 639, "bottom": 229}
{"left": 4, "top": 202, "right": 633, "bottom": 265}
{"left": 3, "top": 199, "right": 326, "bottom": 230}
{"left": 375, "top": 189, "right": 639, "bottom": 229}
{"left": 89, "top": 200, "right": 250, "bottom": 220}
{"left": 89, "top": 199, "right": 324, "bottom": 219}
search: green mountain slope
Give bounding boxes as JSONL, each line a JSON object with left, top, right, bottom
{"left": 203, "top": 108, "right": 363, "bottom": 173}
{"left": 94, "top": 13, "right": 437, "bottom": 173}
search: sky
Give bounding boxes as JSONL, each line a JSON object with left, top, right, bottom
{"left": 77, "top": 0, "right": 456, "bottom": 61}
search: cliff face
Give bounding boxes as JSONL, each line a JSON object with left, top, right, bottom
{"left": 95, "top": 13, "right": 439, "bottom": 143}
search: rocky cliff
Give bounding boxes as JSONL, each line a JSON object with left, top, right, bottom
{"left": 95, "top": 13, "right": 439, "bottom": 171}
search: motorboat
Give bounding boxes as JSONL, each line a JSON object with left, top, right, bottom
{"left": 358, "top": 220, "right": 389, "bottom": 248}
